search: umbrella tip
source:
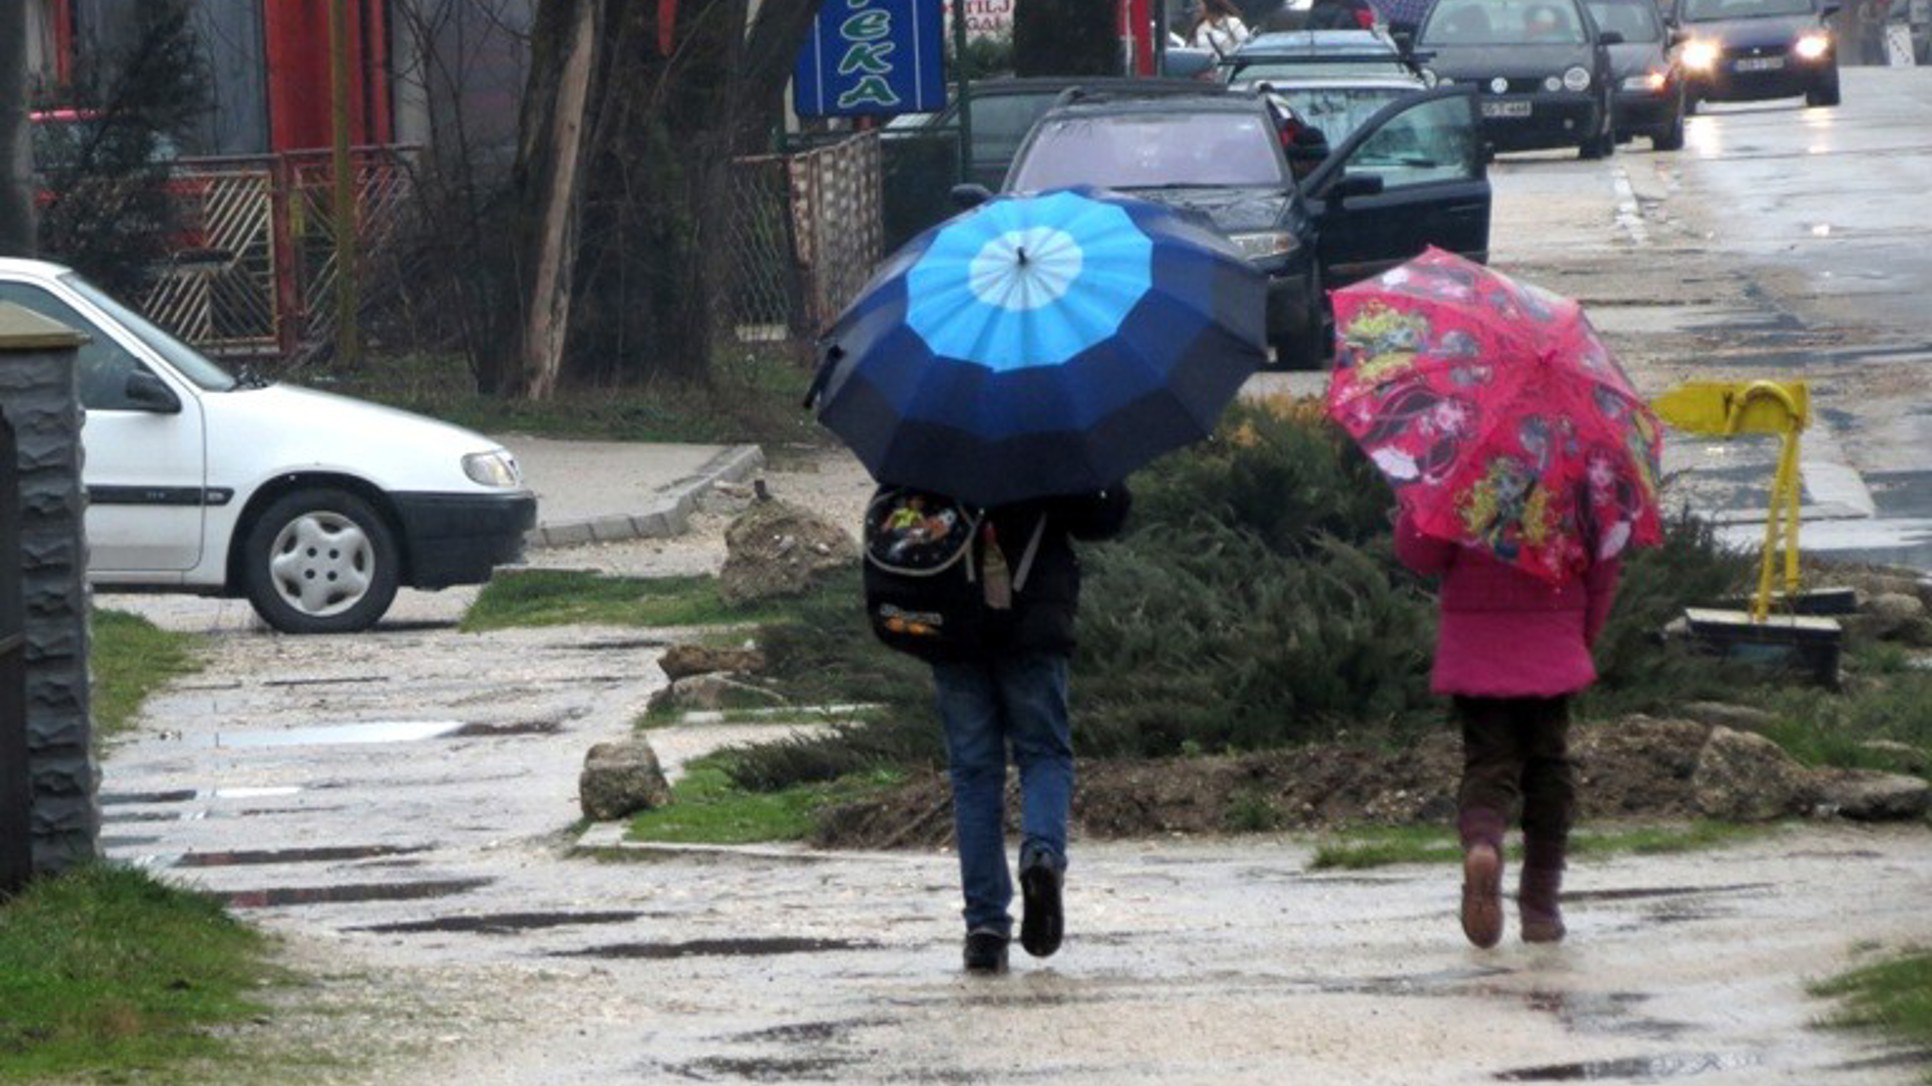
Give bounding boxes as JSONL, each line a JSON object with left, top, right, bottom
{"left": 1016, "top": 245, "right": 1029, "bottom": 266}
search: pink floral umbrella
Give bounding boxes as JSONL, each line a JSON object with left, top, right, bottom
{"left": 1323, "top": 247, "right": 1665, "bottom": 583}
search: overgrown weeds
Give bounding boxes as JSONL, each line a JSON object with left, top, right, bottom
{"left": 1811, "top": 946, "right": 1932, "bottom": 1078}
{"left": 90, "top": 608, "right": 202, "bottom": 740}
{"left": 0, "top": 864, "right": 281, "bottom": 1081}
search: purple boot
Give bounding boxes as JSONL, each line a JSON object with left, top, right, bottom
{"left": 1458, "top": 807, "right": 1506, "bottom": 949}
{"left": 1519, "top": 835, "right": 1567, "bottom": 943}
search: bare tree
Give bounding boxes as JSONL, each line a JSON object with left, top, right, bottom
{"left": 0, "top": 1, "right": 32, "bottom": 255}
{"left": 486, "top": 0, "right": 822, "bottom": 399}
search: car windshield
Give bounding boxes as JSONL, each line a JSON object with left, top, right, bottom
{"left": 1010, "top": 112, "right": 1285, "bottom": 190}
{"left": 1229, "top": 57, "right": 1419, "bottom": 79}
{"left": 60, "top": 272, "right": 237, "bottom": 391}
{"left": 1679, "top": 0, "right": 1813, "bottom": 18}
{"left": 1420, "top": 0, "right": 1591, "bottom": 45}
{"left": 1271, "top": 85, "right": 1419, "bottom": 141}
{"left": 1585, "top": 0, "right": 1665, "bottom": 40}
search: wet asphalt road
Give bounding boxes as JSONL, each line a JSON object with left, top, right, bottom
{"left": 94, "top": 66, "right": 1932, "bottom": 1085}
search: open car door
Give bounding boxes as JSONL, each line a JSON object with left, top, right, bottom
{"left": 1298, "top": 84, "right": 1492, "bottom": 288}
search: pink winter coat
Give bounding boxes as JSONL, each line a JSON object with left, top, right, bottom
{"left": 1394, "top": 510, "right": 1621, "bottom": 698}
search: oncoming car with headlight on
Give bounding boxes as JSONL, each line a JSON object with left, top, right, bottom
{"left": 0, "top": 257, "right": 538, "bottom": 634}
{"left": 1676, "top": 0, "right": 1839, "bottom": 109}
{"left": 1411, "top": 0, "right": 1623, "bottom": 160}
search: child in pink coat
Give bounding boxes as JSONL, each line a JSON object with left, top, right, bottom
{"left": 1394, "top": 507, "right": 1620, "bottom": 947}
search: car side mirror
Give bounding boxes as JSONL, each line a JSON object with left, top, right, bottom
{"left": 1327, "top": 172, "right": 1387, "bottom": 203}
{"left": 125, "top": 370, "right": 181, "bottom": 413}
{"left": 1599, "top": 30, "right": 1625, "bottom": 44}
{"left": 950, "top": 183, "right": 994, "bottom": 209}
{"left": 1392, "top": 29, "right": 1415, "bottom": 51}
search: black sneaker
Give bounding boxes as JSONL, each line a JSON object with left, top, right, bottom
{"left": 1019, "top": 861, "right": 1064, "bottom": 959}
{"left": 963, "top": 929, "right": 1009, "bottom": 975}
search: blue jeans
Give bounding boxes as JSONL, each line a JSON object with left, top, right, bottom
{"left": 932, "top": 653, "right": 1073, "bottom": 936}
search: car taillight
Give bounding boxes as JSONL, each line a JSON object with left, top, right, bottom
{"left": 1355, "top": 8, "right": 1375, "bottom": 26}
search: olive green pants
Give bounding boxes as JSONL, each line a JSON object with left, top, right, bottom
{"left": 1454, "top": 695, "right": 1575, "bottom": 847}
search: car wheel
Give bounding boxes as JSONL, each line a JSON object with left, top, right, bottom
{"left": 1806, "top": 68, "right": 1841, "bottom": 107}
{"left": 241, "top": 488, "right": 401, "bottom": 634}
{"left": 1652, "top": 98, "right": 1687, "bottom": 151}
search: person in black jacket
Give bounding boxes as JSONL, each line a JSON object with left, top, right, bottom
{"left": 935, "top": 486, "right": 1131, "bottom": 976}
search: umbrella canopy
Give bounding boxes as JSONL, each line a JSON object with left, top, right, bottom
{"left": 1323, "top": 247, "right": 1664, "bottom": 582}
{"left": 1367, "top": 0, "right": 1434, "bottom": 28}
{"left": 809, "top": 187, "right": 1267, "bottom": 508}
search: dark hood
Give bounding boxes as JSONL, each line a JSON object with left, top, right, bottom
{"left": 1681, "top": 11, "right": 1821, "bottom": 46}
{"left": 1122, "top": 186, "right": 1292, "bottom": 233}
{"left": 1424, "top": 42, "right": 1601, "bottom": 80}
{"left": 1606, "top": 39, "right": 1668, "bottom": 77}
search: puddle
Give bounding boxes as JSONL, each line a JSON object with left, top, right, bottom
{"left": 726, "top": 1017, "right": 886, "bottom": 1045}
{"left": 103, "top": 786, "right": 306, "bottom": 807}
{"left": 202, "top": 721, "right": 466, "bottom": 748}
{"left": 573, "top": 637, "right": 671, "bottom": 651}
{"left": 562, "top": 936, "right": 871, "bottom": 960}
{"left": 1496, "top": 1051, "right": 1761, "bottom": 1081}
{"left": 668, "top": 1055, "right": 851, "bottom": 1080}
{"left": 175, "top": 844, "right": 430, "bottom": 868}
{"left": 350, "top": 910, "right": 645, "bottom": 934}
{"left": 451, "top": 721, "right": 563, "bottom": 738}
{"left": 220, "top": 877, "right": 490, "bottom": 908}
{"left": 101, "top": 789, "right": 200, "bottom": 805}
{"left": 1563, "top": 883, "right": 1771, "bottom": 903}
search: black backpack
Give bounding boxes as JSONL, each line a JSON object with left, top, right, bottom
{"left": 861, "top": 486, "right": 1045, "bottom": 661}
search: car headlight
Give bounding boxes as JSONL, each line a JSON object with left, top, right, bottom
{"left": 1793, "top": 31, "right": 1830, "bottom": 60}
{"left": 1229, "top": 231, "right": 1299, "bottom": 260}
{"left": 1622, "top": 70, "right": 1668, "bottom": 92}
{"left": 1681, "top": 39, "right": 1719, "bottom": 70}
{"left": 1562, "top": 66, "right": 1592, "bottom": 92}
{"left": 463, "top": 450, "right": 523, "bottom": 488}
{"left": 1544, "top": 74, "right": 1563, "bottom": 92}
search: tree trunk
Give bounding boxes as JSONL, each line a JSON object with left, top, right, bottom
{"left": 0, "top": 2, "right": 34, "bottom": 256}
{"left": 511, "top": 0, "right": 601, "bottom": 400}
{"left": 492, "top": 0, "right": 825, "bottom": 399}
{"left": 1015, "top": 0, "right": 1123, "bottom": 76}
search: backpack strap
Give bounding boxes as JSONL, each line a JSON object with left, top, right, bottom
{"left": 1010, "top": 514, "right": 1047, "bottom": 593}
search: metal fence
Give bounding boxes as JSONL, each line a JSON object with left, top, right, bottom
{"left": 149, "top": 136, "right": 881, "bottom": 361}
{"left": 143, "top": 147, "right": 418, "bottom": 359}
{"left": 725, "top": 131, "right": 885, "bottom": 347}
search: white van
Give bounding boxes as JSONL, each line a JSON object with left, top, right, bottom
{"left": 0, "top": 257, "right": 537, "bottom": 634}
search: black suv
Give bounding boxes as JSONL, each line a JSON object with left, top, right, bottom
{"left": 964, "top": 85, "right": 1491, "bottom": 369}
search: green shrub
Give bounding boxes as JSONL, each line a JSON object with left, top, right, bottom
{"left": 1075, "top": 522, "right": 1437, "bottom": 756}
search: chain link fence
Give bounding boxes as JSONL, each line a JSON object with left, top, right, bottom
{"left": 724, "top": 131, "right": 884, "bottom": 350}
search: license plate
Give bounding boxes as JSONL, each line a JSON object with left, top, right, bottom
{"left": 1735, "top": 56, "right": 1786, "bottom": 71}
{"left": 1481, "top": 100, "right": 1533, "bottom": 118}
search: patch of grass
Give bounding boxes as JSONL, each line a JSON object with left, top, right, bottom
{"left": 0, "top": 864, "right": 281, "bottom": 1081}
{"left": 1308, "top": 820, "right": 1769, "bottom": 870}
{"left": 322, "top": 347, "right": 826, "bottom": 447}
{"left": 462, "top": 570, "right": 789, "bottom": 631}
{"left": 626, "top": 761, "right": 903, "bottom": 845}
{"left": 89, "top": 608, "right": 202, "bottom": 740}
{"left": 1812, "top": 947, "right": 1932, "bottom": 1076}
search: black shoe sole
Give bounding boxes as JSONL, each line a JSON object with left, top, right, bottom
{"left": 1019, "top": 865, "right": 1063, "bottom": 959}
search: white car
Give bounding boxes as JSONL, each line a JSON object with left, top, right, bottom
{"left": 0, "top": 257, "right": 537, "bottom": 634}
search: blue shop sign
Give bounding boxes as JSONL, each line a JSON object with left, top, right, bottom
{"left": 794, "top": 0, "right": 945, "bottom": 117}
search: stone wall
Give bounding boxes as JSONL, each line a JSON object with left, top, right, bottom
{"left": 0, "top": 303, "right": 99, "bottom": 880}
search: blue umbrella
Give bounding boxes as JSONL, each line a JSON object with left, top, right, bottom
{"left": 809, "top": 187, "right": 1267, "bottom": 507}
{"left": 1368, "top": 0, "right": 1435, "bottom": 28}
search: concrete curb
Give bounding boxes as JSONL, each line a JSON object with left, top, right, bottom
{"left": 523, "top": 443, "right": 767, "bottom": 549}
